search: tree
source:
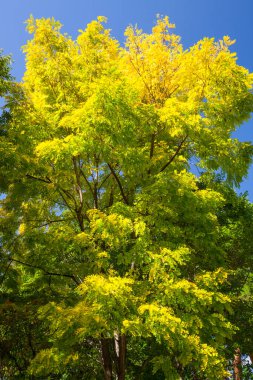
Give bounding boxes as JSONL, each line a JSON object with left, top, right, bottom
{"left": 217, "top": 185, "right": 253, "bottom": 379}
{"left": 0, "top": 16, "right": 253, "bottom": 379}
{"left": 0, "top": 50, "right": 12, "bottom": 93}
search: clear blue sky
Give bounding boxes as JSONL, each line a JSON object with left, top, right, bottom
{"left": 1, "top": 0, "right": 253, "bottom": 199}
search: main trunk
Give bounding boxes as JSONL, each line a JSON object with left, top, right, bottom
{"left": 101, "top": 338, "right": 113, "bottom": 380}
{"left": 233, "top": 348, "right": 242, "bottom": 380}
{"left": 101, "top": 335, "right": 126, "bottom": 380}
{"left": 114, "top": 333, "right": 126, "bottom": 380}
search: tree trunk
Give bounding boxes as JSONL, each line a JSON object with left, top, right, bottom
{"left": 114, "top": 332, "right": 126, "bottom": 380}
{"left": 233, "top": 348, "right": 242, "bottom": 380}
{"left": 101, "top": 338, "right": 113, "bottom": 380}
{"left": 249, "top": 352, "right": 253, "bottom": 365}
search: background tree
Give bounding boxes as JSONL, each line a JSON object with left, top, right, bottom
{"left": 0, "top": 16, "right": 253, "bottom": 379}
{"left": 217, "top": 184, "right": 253, "bottom": 379}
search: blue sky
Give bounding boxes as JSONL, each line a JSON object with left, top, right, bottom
{"left": 0, "top": 0, "right": 252, "bottom": 199}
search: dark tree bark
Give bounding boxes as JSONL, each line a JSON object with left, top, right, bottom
{"left": 101, "top": 338, "right": 113, "bottom": 380}
{"left": 114, "top": 333, "right": 126, "bottom": 380}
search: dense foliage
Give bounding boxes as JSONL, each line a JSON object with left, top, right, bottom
{"left": 0, "top": 16, "right": 253, "bottom": 379}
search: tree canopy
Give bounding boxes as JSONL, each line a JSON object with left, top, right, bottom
{"left": 0, "top": 16, "right": 253, "bottom": 379}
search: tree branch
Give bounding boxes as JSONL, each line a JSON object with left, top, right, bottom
{"left": 72, "top": 157, "right": 83, "bottom": 207}
{"left": 159, "top": 135, "right": 188, "bottom": 173}
{"left": 107, "top": 163, "right": 129, "bottom": 205}
{"left": 26, "top": 174, "right": 52, "bottom": 184}
{"left": 8, "top": 258, "right": 81, "bottom": 285}
{"left": 80, "top": 169, "right": 96, "bottom": 197}
{"left": 129, "top": 57, "right": 155, "bottom": 103}
{"left": 98, "top": 172, "right": 112, "bottom": 190}
{"left": 150, "top": 133, "right": 156, "bottom": 159}
{"left": 1, "top": 259, "right": 13, "bottom": 284}
{"left": 57, "top": 188, "right": 75, "bottom": 213}
{"left": 27, "top": 218, "right": 73, "bottom": 225}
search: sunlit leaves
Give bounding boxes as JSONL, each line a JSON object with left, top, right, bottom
{"left": 0, "top": 14, "right": 253, "bottom": 379}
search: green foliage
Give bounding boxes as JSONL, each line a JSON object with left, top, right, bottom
{"left": 0, "top": 15, "right": 253, "bottom": 379}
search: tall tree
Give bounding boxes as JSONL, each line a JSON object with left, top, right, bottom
{"left": 1, "top": 16, "right": 253, "bottom": 379}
